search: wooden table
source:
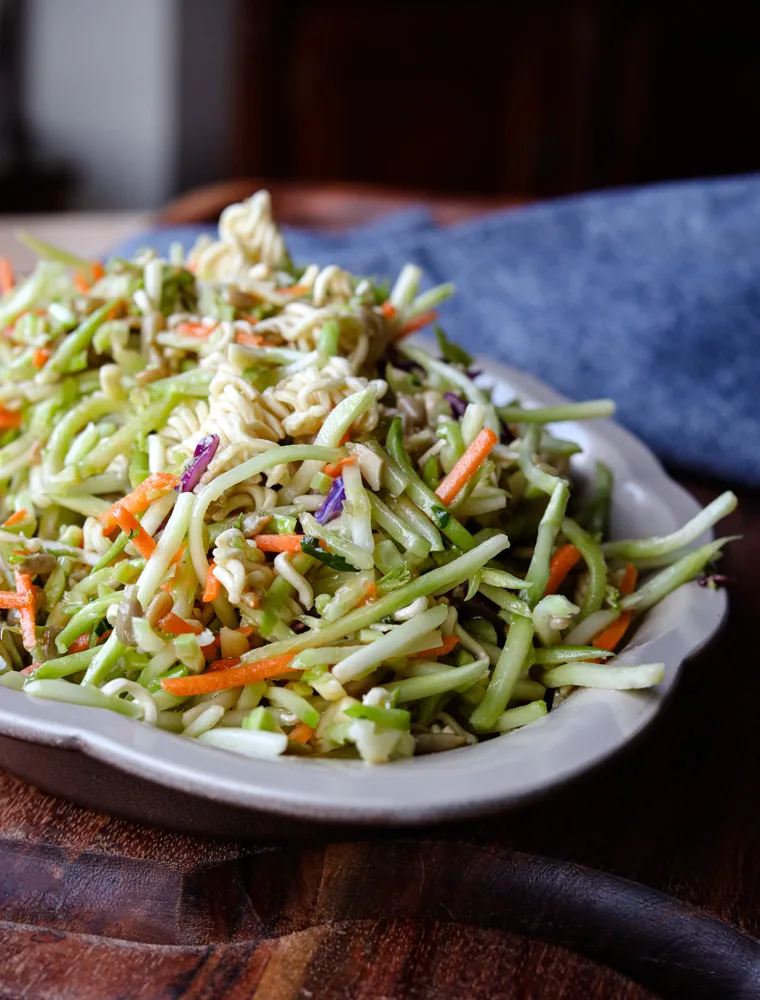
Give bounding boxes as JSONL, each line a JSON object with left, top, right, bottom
{"left": 1, "top": 189, "right": 758, "bottom": 1000}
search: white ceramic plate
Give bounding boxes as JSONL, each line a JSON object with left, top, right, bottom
{"left": 0, "top": 355, "right": 727, "bottom": 826}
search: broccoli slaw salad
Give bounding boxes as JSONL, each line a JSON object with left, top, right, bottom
{"left": 0, "top": 192, "right": 737, "bottom": 765}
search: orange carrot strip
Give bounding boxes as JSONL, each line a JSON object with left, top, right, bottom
{"left": 357, "top": 582, "right": 378, "bottom": 607}
{"left": 2, "top": 509, "right": 28, "bottom": 528}
{"left": 235, "top": 331, "right": 266, "bottom": 347}
{"left": 0, "top": 257, "right": 14, "bottom": 294}
{"left": 169, "top": 543, "right": 186, "bottom": 567}
{"left": 620, "top": 563, "right": 638, "bottom": 595}
{"left": 67, "top": 635, "right": 90, "bottom": 655}
{"left": 158, "top": 612, "right": 202, "bottom": 636}
{"left": 381, "top": 301, "right": 397, "bottom": 319}
{"left": 254, "top": 535, "right": 305, "bottom": 553}
{"left": 112, "top": 505, "right": 156, "bottom": 561}
{"left": 412, "top": 635, "right": 460, "bottom": 660}
{"left": 593, "top": 613, "right": 633, "bottom": 654}
{"left": 203, "top": 563, "right": 220, "bottom": 602}
{"left": 99, "top": 472, "right": 179, "bottom": 532}
{"left": 202, "top": 640, "right": 219, "bottom": 662}
{"left": 237, "top": 626, "right": 255, "bottom": 637}
{"left": 289, "top": 723, "right": 314, "bottom": 744}
{"left": 395, "top": 310, "right": 439, "bottom": 339}
{"left": 545, "top": 544, "right": 583, "bottom": 595}
{"left": 32, "top": 348, "right": 51, "bottom": 369}
{"left": 207, "top": 656, "right": 242, "bottom": 672}
{"left": 161, "top": 653, "right": 300, "bottom": 695}
{"left": 0, "top": 591, "right": 32, "bottom": 610}
{"left": 593, "top": 568, "right": 637, "bottom": 653}
{"left": 435, "top": 428, "right": 499, "bottom": 507}
{"left": 74, "top": 271, "right": 90, "bottom": 294}
{"left": 279, "top": 284, "right": 309, "bottom": 296}
{"left": 175, "top": 321, "right": 217, "bottom": 339}
{"left": 91, "top": 261, "right": 106, "bottom": 282}
{"left": 97, "top": 629, "right": 113, "bottom": 645}
{"left": 338, "top": 431, "right": 351, "bottom": 446}
{"left": 323, "top": 455, "right": 358, "bottom": 478}
{"left": 14, "top": 571, "right": 37, "bottom": 651}
{"left": 0, "top": 406, "right": 22, "bottom": 430}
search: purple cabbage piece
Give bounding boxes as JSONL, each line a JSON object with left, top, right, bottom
{"left": 179, "top": 433, "right": 220, "bottom": 493}
{"left": 315, "top": 476, "right": 345, "bottom": 524}
{"left": 444, "top": 392, "right": 468, "bottom": 419}
{"left": 467, "top": 369, "right": 482, "bottom": 380}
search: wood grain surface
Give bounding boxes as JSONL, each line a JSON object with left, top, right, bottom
{"left": 0, "top": 188, "right": 758, "bottom": 1000}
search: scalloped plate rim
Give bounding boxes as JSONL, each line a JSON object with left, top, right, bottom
{"left": 0, "top": 351, "right": 729, "bottom": 825}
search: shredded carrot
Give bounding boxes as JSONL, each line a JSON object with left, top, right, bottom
{"left": 235, "top": 331, "right": 266, "bottom": 347}
{"left": 14, "top": 571, "right": 37, "bottom": 651}
{"left": 2, "top": 509, "right": 27, "bottom": 528}
{"left": 323, "top": 455, "right": 358, "bottom": 478}
{"left": 381, "top": 301, "right": 397, "bottom": 320}
{"left": 175, "top": 321, "right": 217, "bottom": 339}
{"left": 279, "top": 284, "right": 309, "bottom": 296}
{"left": 289, "top": 723, "right": 314, "bottom": 744}
{"left": 593, "top": 565, "right": 638, "bottom": 654}
{"left": 0, "top": 406, "right": 22, "bottom": 430}
{"left": 254, "top": 534, "right": 305, "bottom": 553}
{"left": 435, "top": 428, "right": 499, "bottom": 507}
{"left": 91, "top": 261, "right": 105, "bottom": 282}
{"left": 357, "top": 582, "right": 378, "bottom": 607}
{"left": 338, "top": 431, "right": 352, "bottom": 446}
{"left": 202, "top": 639, "right": 219, "bottom": 662}
{"left": 161, "top": 652, "right": 300, "bottom": 695}
{"left": 169, "top": 543, "right": 186, "bottom": 567}
{"left": 207, "top": 656, "right": 242, "bottom": 672}
{"left": 32, "top": 348, "right": 51, "bottom": 369}
{"left": 158, "top": 612, "right": 202, "bottom": 636}
{"left": 546, "top": 544, "right": 583, "bottom": 595}
{"left": 74, "top": 271, "right": 90, "bottom": 294}
{"left": 413, "top": 635, "right": 460, "bottom": 660}
{"left": 97, "top": 629, "right": 112, "bottom": 645}
{"left": 620, "top": 562, "right": 638, "bottom": 596}
{"left": 99, "top": 472, "right": 179, "bottom": 532}
{"left": 111, "top": 505, "right": 156, "bottom": 561}
{"left": 593, "top": 613, "right": 633, "bottom": 654}
{"left": 0, "top": 257, "right": 14, "bottom": 295}
{"left": 395, "top": 310, "right": 439, "bottom": 339}
{"left": 0, "top": 590, "right": 32, "bottom": 610}
{"left": 237, "top": 626, "right": 255, "bottom": 637}
{"left": 67, "top": 635, "right": 90, "bottom": 655}
{"left": 203, "top": 562, "right": 220, "bottom": 602}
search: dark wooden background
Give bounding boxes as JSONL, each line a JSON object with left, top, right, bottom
{"left": 233, "top": 0, "right": 760, "bottom": 200}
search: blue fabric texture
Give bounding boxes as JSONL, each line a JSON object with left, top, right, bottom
{"left": 111, "top": 175, "right": 760, "bottom": 485}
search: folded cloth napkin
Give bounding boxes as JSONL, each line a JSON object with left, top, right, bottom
{"left": 112, "top": 174, "right": 760, "bottom": 485}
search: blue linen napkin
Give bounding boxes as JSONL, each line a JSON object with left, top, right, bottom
{"left": 111, "top": 175, "right": 760, "bottom": 485}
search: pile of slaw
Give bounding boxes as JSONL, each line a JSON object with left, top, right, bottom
{"left": 0, "top": 192, "right": 737, "bottom": 763}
